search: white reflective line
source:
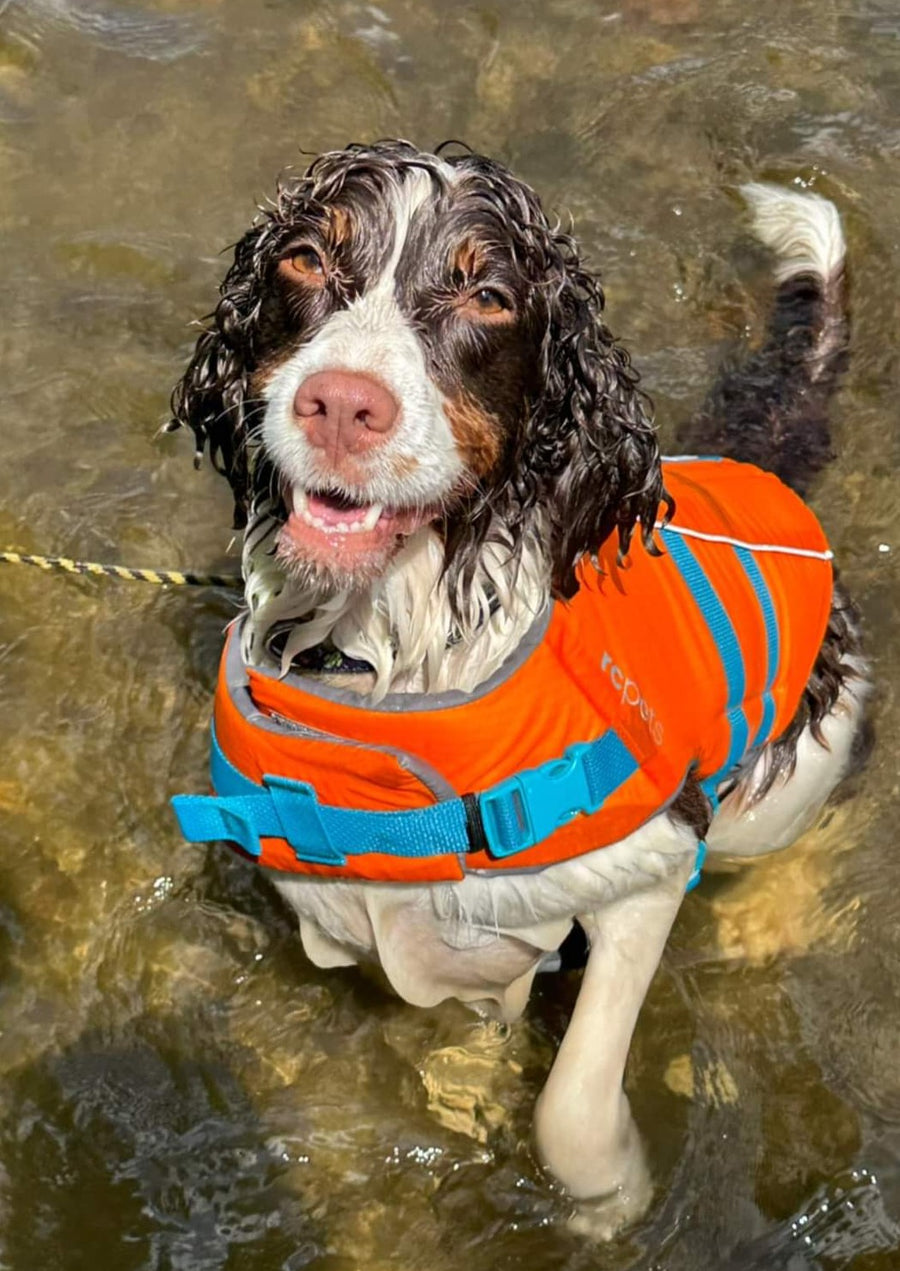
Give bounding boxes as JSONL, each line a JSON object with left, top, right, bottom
{"left": 655, "top": 522, "right": 834, "bottom": 561}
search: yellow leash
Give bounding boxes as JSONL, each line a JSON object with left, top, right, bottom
{"left": 0, "top": 550, "right": 242, "bottom": 589}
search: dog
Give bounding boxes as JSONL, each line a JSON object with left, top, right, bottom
{"left": 170, "top": 140, "right": 868, "bottom": 1233}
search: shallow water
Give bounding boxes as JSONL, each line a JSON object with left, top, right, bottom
{"left": 1, "top": 0, "right": 900, "bottom": 1266}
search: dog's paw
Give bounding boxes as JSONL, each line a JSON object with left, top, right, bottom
{"left": 563, "top": 1143, "right": 654, "bottom": 1242}
{"left": 539, "top": 1106, "right": 654, "bottom": 1241}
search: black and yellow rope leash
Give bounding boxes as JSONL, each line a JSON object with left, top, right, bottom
{"left": 0, "top": 550, "right": 242, "bottom": 589}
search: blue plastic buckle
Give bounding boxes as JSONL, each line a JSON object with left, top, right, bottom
{"left": 479, "top": 742, "right": 599, "bottom": 859}
{"left": 263, "top": 774, "right": 346, "bottom": 867}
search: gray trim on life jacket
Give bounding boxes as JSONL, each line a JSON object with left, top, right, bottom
{"left": 225, "top": 630, "right": 459, "bottom": 803}
{"left": 236, "top": 599, "right": 554, "bottom": 715}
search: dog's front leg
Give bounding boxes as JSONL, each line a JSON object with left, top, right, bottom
{"left": 532, "top": 862, "right": 691, "bottom": 1235}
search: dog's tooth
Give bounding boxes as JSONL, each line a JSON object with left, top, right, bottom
{"left": 361, "top": 503, "right": 383, "bottom": 532}
{"left": 292, "top": 485, "right": 308, "bottom": 514}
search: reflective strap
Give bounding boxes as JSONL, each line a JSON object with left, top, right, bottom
{"left": 660, "top": 454, "right": 724, "bottom": 463}
{"left": 172, "top": 723, "right": 640, "bottom": 868}
{"left": 659, "top": 528, "right": 750, "bottom": 794}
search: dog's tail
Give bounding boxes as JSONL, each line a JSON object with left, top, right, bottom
{"left": 683, "top": 184, "right": 848, "bottom": 495}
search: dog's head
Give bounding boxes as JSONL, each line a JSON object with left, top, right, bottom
{"left": 172, "top": 139, "right": 665, "bottom": 604}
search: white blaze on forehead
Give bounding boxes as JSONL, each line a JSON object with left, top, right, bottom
{"left": 379, "top": 163, "right": 452, "bottom": 285}
{"left": 261, "top": 161, "right": 465, "bottom": 508}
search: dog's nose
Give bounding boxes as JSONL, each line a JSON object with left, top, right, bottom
{"left": 293, "top": 371, "right": 399, "bottom": 461}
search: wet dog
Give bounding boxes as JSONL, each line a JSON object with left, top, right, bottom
{"left": 172, "top": 141, "right": 867, "bottom": 1232}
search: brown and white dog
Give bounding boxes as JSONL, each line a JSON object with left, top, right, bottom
{"left": 171, "top": 141, "right": 867, "bottom": 1233}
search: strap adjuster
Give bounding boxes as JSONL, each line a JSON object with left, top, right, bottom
{"left": 479, "top": 741, "right": 599, "bottom": 858}
{"left": 171, "top": 772, "right": 348, "bottom": 868}
{"left": 264, "top": 774, "right": 346, "bottom": 867}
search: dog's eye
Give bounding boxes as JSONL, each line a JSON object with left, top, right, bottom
{"left": 474, "top": 288, "right": 506, "bottom": 312}
{"left": 459, "top": 287, "right": 513, "bottom": 322}
{"left": 281, "top": 246, "right": 326, "bottom": 283}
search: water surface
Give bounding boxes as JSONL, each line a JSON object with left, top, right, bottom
{"left": 2, "top": 0, "right": 900, "bottom": 1266}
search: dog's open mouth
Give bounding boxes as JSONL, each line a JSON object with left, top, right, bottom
{"left": 276, "top": 485, "right": 437, "bottom": 579}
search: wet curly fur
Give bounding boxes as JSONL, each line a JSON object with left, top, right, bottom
{"left": 170, "top": 141, "right": 667, "bottom": 615}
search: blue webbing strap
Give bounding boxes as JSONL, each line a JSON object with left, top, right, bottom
{"left": 685, "top": 839, "right": 706, "bottom": 891}
{"left": 734, "top": 546, "right": 780, "bottom": 749}
{"left": 659, "top": 529, "right": 750, "bottom": 800}
{"left": 171, "top": 724, "right": 640, "bottom": 868}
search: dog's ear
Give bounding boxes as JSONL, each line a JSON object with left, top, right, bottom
{"left": 536, "top": 257, "right": 669, "bottom": 598}
{"left": 169, "top": 221, "right": 274, "bottom": 530}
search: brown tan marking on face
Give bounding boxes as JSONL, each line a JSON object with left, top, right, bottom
{"left": 250, "top": 353, "right": 293, "bottom": 398}
{"left": 453, "top": 237, "right": 485, "bottom": 280}
{"left": 444, "top": 393, "right": 502, "bottom": 477}
{"left": 328, "top": 204, "right": 353, "bottom": 247}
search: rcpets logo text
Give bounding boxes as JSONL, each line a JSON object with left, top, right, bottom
{"left": 601, "top": 652, "right": 664, "bottom": 745}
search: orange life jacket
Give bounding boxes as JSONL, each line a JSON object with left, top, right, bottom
{"left": 172, "top": 459, "right": 834, "bottom": 882}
